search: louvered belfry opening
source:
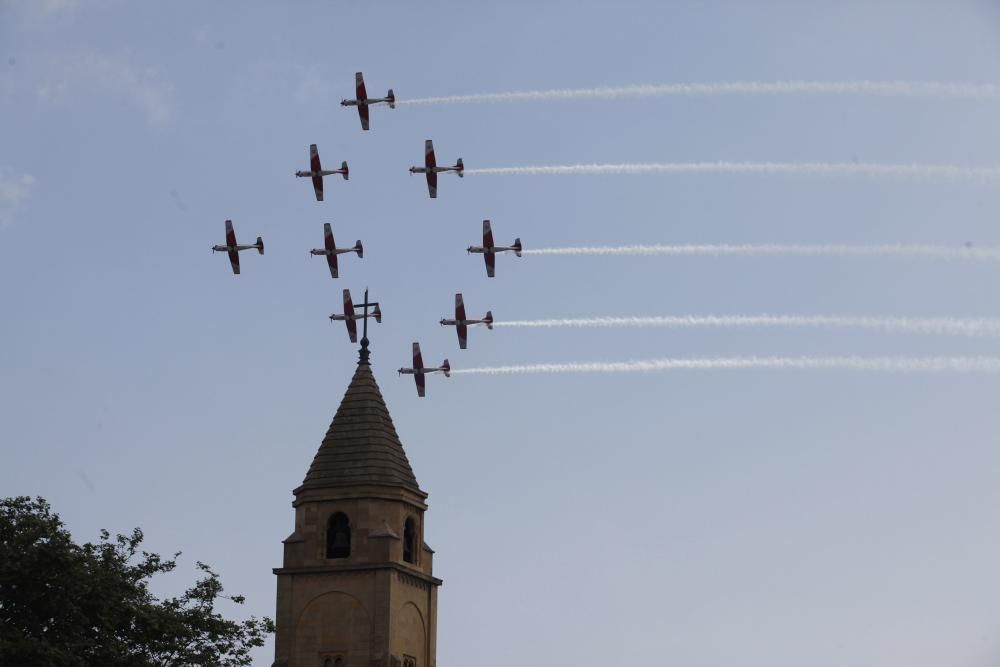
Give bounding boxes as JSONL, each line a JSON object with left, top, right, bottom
{"left": 403, "top": 517, "right": 416, "bottom": 564}
{"left": 326, "top": 512, "right": 351, "bottom": 559}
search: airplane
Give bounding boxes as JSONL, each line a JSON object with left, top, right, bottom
{"left": 397, "top": 342, "right": 450, "bottom": 397}
{"left": 439, "top": 293, "right": 493, "bottom": 349}
{"left": 329, "top": 289, "right": 381, "bottom": 343}
{"left": 212, "top": 220, "right": 263, "bottom": 275}
{"left": 409, "top": 140, "right": 463, "bottom": 198}
{"left": 467, "top": 220, "right": 521, "bottom": 277}
{"left": 340, "top": 71, "right": 395, "bottom": 131}
{"left": 295, "top": 144, "right": 348, "bottom": 202}
{"left": 310, "top": 223, "right": 363, "bottom": 279}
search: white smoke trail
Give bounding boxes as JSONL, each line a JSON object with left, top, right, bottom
{"left": 493, "top": 315, "right": 1000, "bottom": 338}
{"left": 397, "top": 81, "right": 1000, "bottom": 106}
{"left": 452, "top": 356, "right": 1000, "bottom": 376}
{"left": 520, "top": 244, "right": 1000, "bottom": 261}
{"left": 464, "top": 162, "right": 1000, "bottom": 183}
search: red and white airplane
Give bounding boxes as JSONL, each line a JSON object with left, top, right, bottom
{"left": 329, "top": 288, "right": 381, "bottom": 343}
{"left": 296, "top": 144, "right": 348, "bottom": 202}
{"left": 212, "top": 220, "right": 264, "bottom": 275}
{"left": 440, "top": 293, "right": 493, "bottom": 349}
{"left": 467, "top": 220, "right": 521, "bottom": 277}
{"left": 409, "top": 140, "right": 463, "bottom": 198}
{"left": 310, "top": 223, "right": 363, "bottom": 279}
{"left": 398, "top": 342, "right": 450, "bottom": 398}
{"left": 340, "top": 72, "right": 395, "bottom": 131}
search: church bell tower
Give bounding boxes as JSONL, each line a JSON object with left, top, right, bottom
{"left": 273, "top": 342, "right": 441, "bottom": 667}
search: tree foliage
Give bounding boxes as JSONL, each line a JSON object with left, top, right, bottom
{"left": 0, "top": 496, "right": 274, "bottom": 666}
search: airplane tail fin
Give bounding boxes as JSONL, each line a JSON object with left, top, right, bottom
{"left": 485, "top": 311, "right": 494, "bottom": 329}
{"left": 341, "top": 161, "right": 349, "bottom": 180}
{"left": 354, "top": 240, "right": 364, "bottom": 258}
{"left": 256, "top": 237, "right": 265, "bottom": 255}
{"left": 387, "top": 89, "right": 395, "bottom": 108}
{"left": 442, "top": 359, "right": 451, "bottom": 377}
{"left": 513, "top": 238, "right": 522, "bottom": 257}
{"left": 456, "top": 158, "right": 464, "bottom": 177}
{"left": 373, "top": 304, "right": 382, "bottom": 323}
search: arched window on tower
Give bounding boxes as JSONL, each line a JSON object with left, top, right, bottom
{"left": 326, "top": 512, "right": 351, "bottom": 559}
{"left": 403, "top": 517, "right": 417, "bottom": 564}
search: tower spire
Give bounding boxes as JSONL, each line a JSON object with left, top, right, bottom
{"left": 274, "top": 338, "right": 440, "bottom": 667}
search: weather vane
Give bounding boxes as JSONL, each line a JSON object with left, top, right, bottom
{"left": 355, "top": 287, "right": 380, "bottom": 364}
{"left": 328, "top": 288, "right": 381, "bottom": 364}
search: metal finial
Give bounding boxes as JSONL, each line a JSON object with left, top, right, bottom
{"left": 355, "top": 287, "right": 378, "bottom": 366}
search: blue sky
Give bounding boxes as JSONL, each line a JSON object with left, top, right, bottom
{"left": 4, "top": 1, "right": 1000, "bottom": 665}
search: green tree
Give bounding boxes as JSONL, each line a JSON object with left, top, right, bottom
{"left": 0, "top": 496, "right": 274, "bottom": 666}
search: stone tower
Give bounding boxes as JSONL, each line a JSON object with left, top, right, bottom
{"left": 272, "top": 345, "right": 441, "bottom": 667}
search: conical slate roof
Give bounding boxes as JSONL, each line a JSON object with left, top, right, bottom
{"left": 299, "top": 361, "right": 422, "bottom": 493}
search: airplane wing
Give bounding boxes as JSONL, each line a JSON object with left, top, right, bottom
{"left": 424, "top": 140, "right": 436, "bottom": 169}
{"left": 310, "top": 144, "right": 322, "bottom": 172}
{"left": 310, "top": 144, "right": 324, "bottom": 201}
{"left": 342, "top": 289, "right": 355, "bottom": 340}
{"left": 413, "top": 343, "right": 426, "bottom": 397}
{"left": 355, "top": 72, "right": 367, "bottom": 101}
{"left": 356, "top": 73, "right": 370, "bottom": 130}
{"left": 342, "top": 290, "right": 357, "bottom": 341}
{"left": 483, "top": 221, "right": 495, "bottom": 276}
{"left": 426, "top": 171, "right": 437, "bottom": 199}
{"left": 224, "top": 220, "right": 240, "bottom": 274}
{"left": 424, "top": 140, "right": 438, "bottom": 197}
{"left": 483, "top": 220, "right": 494, "bottom": 249}
{"left": 324, "top": 223, "right": 335, "bottom": 251}
{"left": 455, "top": 292, "right": 468, "bottom": 348}
{"left": 324, "top": 223, "right": 338, "bottom": 278}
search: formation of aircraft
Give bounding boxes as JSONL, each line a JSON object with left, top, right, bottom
{"left": 467, "top": 220, "right": 522, "bottom": 277}
{"left": 340, "top": 72, "right": 395, "bottom": 131}
{"left": 310, "top": 223, "right": 363, "bottom": 279}
{"left": 296, "top": 144, "right": 348, "bottom": 202}
{"left": 440, "top": 293, "right": 493, "bottom": 349}
{"left": 216, "top": 73, "right": 528, "bottom": 397}
{"left": 330, "top": 289, "right": 382, "bottom": 343}
{"left": 398, "top": 342, "right": 450, "bottom": 397}
{"left": 409, "top": 140, "right": 463, "bottom": 198}
{"left": 212, "top": 220, "right": 264, "bottom": 275}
